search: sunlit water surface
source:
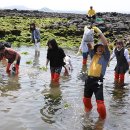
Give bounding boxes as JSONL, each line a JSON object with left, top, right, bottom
{"left": 0, "top": 47, "right": 130, "bottom": 130}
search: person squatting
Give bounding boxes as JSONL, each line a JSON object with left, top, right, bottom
{"left": 0, "top": 43, "right": 21, "bottom": 75}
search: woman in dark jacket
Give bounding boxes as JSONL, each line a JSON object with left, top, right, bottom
{"left": 46, "top": 39, "right": 66, "bottom": 83}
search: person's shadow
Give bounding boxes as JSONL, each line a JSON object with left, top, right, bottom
{"left": 0, "top": 74, "right": 21, "bottom": 92}
{"left": 40, "top": 82, "right": 62, "bottom": 124}
{"left": 112, "top": 87, "right": 128, "bottom": 108}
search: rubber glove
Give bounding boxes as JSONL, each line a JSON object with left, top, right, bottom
{"left": 92, "top": 26, "right": 102, "bottom": 35}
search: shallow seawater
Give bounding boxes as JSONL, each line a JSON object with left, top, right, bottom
{"left": 0, "top": 46, "right": 130, "bottom": 130}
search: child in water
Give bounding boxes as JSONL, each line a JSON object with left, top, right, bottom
{"left": 77, "top": 26, "right": 94, "bottom": 65}
{"left": 0, "top": 43, "right": 21, "bottom": 74}
{"left": 46, "top": 39, "right": 66, "bottom": 83}
{"left": 109, "top": 40, "right": 130, "bottom": 87}
{"left": 83, "top": 26, "right": 110, "bottom": 120}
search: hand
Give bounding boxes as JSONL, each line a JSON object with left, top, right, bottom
{"left": 107, "top": 62, "right": 110, "bottom": 67}
{"left": 13, "top": 60, "right": 17, "bottom": 65}
{"left": 76, "top": 50, "right": 82, "bottom": 56}
{"left": 76, "top": 51, "right": 81, "bottom": 56}
{"left": 92, "top": 26, "right": 102, "bottom": 35}
{"left": 84, "top": 26, "right": 89, "bottom": 31}
{"left": 35, "top": 39, "right": 37, "bottom": 43}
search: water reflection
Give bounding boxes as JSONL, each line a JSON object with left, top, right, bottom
{"left": 112, "top": 88, "right": 127, "bottom": 101}
{"left": 33, "top": 55, "right": 40, "bottom": 67}
{"left": 0, "top": 74, "right": 21, "bottom": 93}
{"left": 82, "top": 114, "right": 105, "bottom": 130}
{"left": 40, "top": 83, "right": 62, "bottom": 124}
{"left": 78, "top": 65, "right": 88, "bottom": 81}
{"left": 111, "top": 87, "right": 129, "bottom": 110}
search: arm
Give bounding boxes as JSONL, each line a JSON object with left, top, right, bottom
{"left": 109, "top": 48, "right": 116, "bottom": 62}
{"left": 34, "top": 29, "right": 40, "bottom": 43}
{"left": 124, "top": 49, "right": 130, "bottom": 66}
{"left": 87, "top": 10, "right": 90, "bottom": 16}
{"left": 15, "top": 52, "right": 20, "bottom": 62}
{"left": 46, "top": 59, "right": 49, "bottom": 68}
{"left": 92, "top": 26, "right": 108, "bottom": 46}
{"left": 46, "top": 49, "right": 50, "bottom": 68}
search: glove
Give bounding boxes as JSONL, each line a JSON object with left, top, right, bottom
{"left": 92, "top": 26, "right": 102, "bottom": 35}
{"left": 13, "top": 60, "right": 17, "bottom": 65}
{"left": 76, "top": 51, "right": 82, "bottom": 56}
{"left": 35, "top": 39, "right": 37, "bottom": 43}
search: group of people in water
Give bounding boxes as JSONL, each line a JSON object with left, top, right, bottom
{"left": 0, "top": 6, "right": 130, "bottom": 120}
{"left": 78, "top": 25, "right": 130, "bottom": 120}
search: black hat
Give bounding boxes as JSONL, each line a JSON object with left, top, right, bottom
{"left": 94, "top": 42, "right": 104, "bottom": 52}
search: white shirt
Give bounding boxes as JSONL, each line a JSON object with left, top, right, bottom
{"left": 110, "top": 48, "right": 130, "bottom": 62}
{"left": 79, "top": 27, "right": 94, "bottom": 52}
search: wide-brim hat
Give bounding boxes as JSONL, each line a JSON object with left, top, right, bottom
{"left": 94, "top": 42, "right": 104, "bottom": 52}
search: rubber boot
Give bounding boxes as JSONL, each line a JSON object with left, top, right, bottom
{"left": 53, "top": 73, "right": 60, "bottom": 83}
{"left": 15, "top": 64, "right": 19, "bottom": 74}
{"left": 82, "top": 58, "right": 87, "bottom": 65}
{"left": 51, "top": 73, "right": 54, "bottom": 81}
{"left": 6, "top": 63, "right": 11, "bottom": 73}
{"left": 114, "top": 79, "right": 119, "bottom": 87}
{"left": 118, "top": 79, "right": 124, "bottom": 88}
{"left": 118, "top": 74, "right": 125, "bottom": 88}
{"left": 114, "top": 72, "right": 119, "bottom": 87}
{"left": 83, "top": 97, "right": 92, "bottom": 112}
{"left": 96, "top": 100, "right": 106, "bottom": 120}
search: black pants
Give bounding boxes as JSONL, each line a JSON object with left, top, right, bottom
{"left": 84, "top": 76, "right": 104, "bottom": 100}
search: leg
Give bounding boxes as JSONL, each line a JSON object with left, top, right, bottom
{"left": 15, "top": 57, "right": 21, "bottom": 74}
{"left": 94, "top": 79, "right": 106, "bottom": 120}
{"left": 50, "top": 67, "right": 55, "bottom": 81}
{"left": 82, "top": 52, "right": 88, "bottom": 65}
{"left": 53, "top": 73, "right": 60, "bottom": 83}
{"left": 83, "top": 97, "right": 92, "bottom": 112}
{"left": 51, "top": 73, "right": 55, "bottom": 81}
{"left": 15, "top": 64, "right": 19, "bottom": 74}
{"left": 96, "top": 100, "right": 106, "bottom": 120}
{"left": 83, "top": 78, "right": 93, "bottom": 112}
{"left": 6, "top": 63, "right": 11, "bottom": 73}
{"left": 114, "top": 72, "right": 119, "bottom": 87}
{"left": 118, "top": 73, "right": 125, "bottom": 88}
{"left": 34, "top": 42, "right": 40, "bottom": 57}
{"left": 53, "top": 67, "right": 62, "bottom": 83}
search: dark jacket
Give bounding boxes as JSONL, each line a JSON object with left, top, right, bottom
{"left": 47, "top": 47, "right": 66, "bottom": 67}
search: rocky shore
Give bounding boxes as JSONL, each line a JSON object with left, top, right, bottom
{"left": 0, "top": 9, "right": 130, "bottom": 48}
